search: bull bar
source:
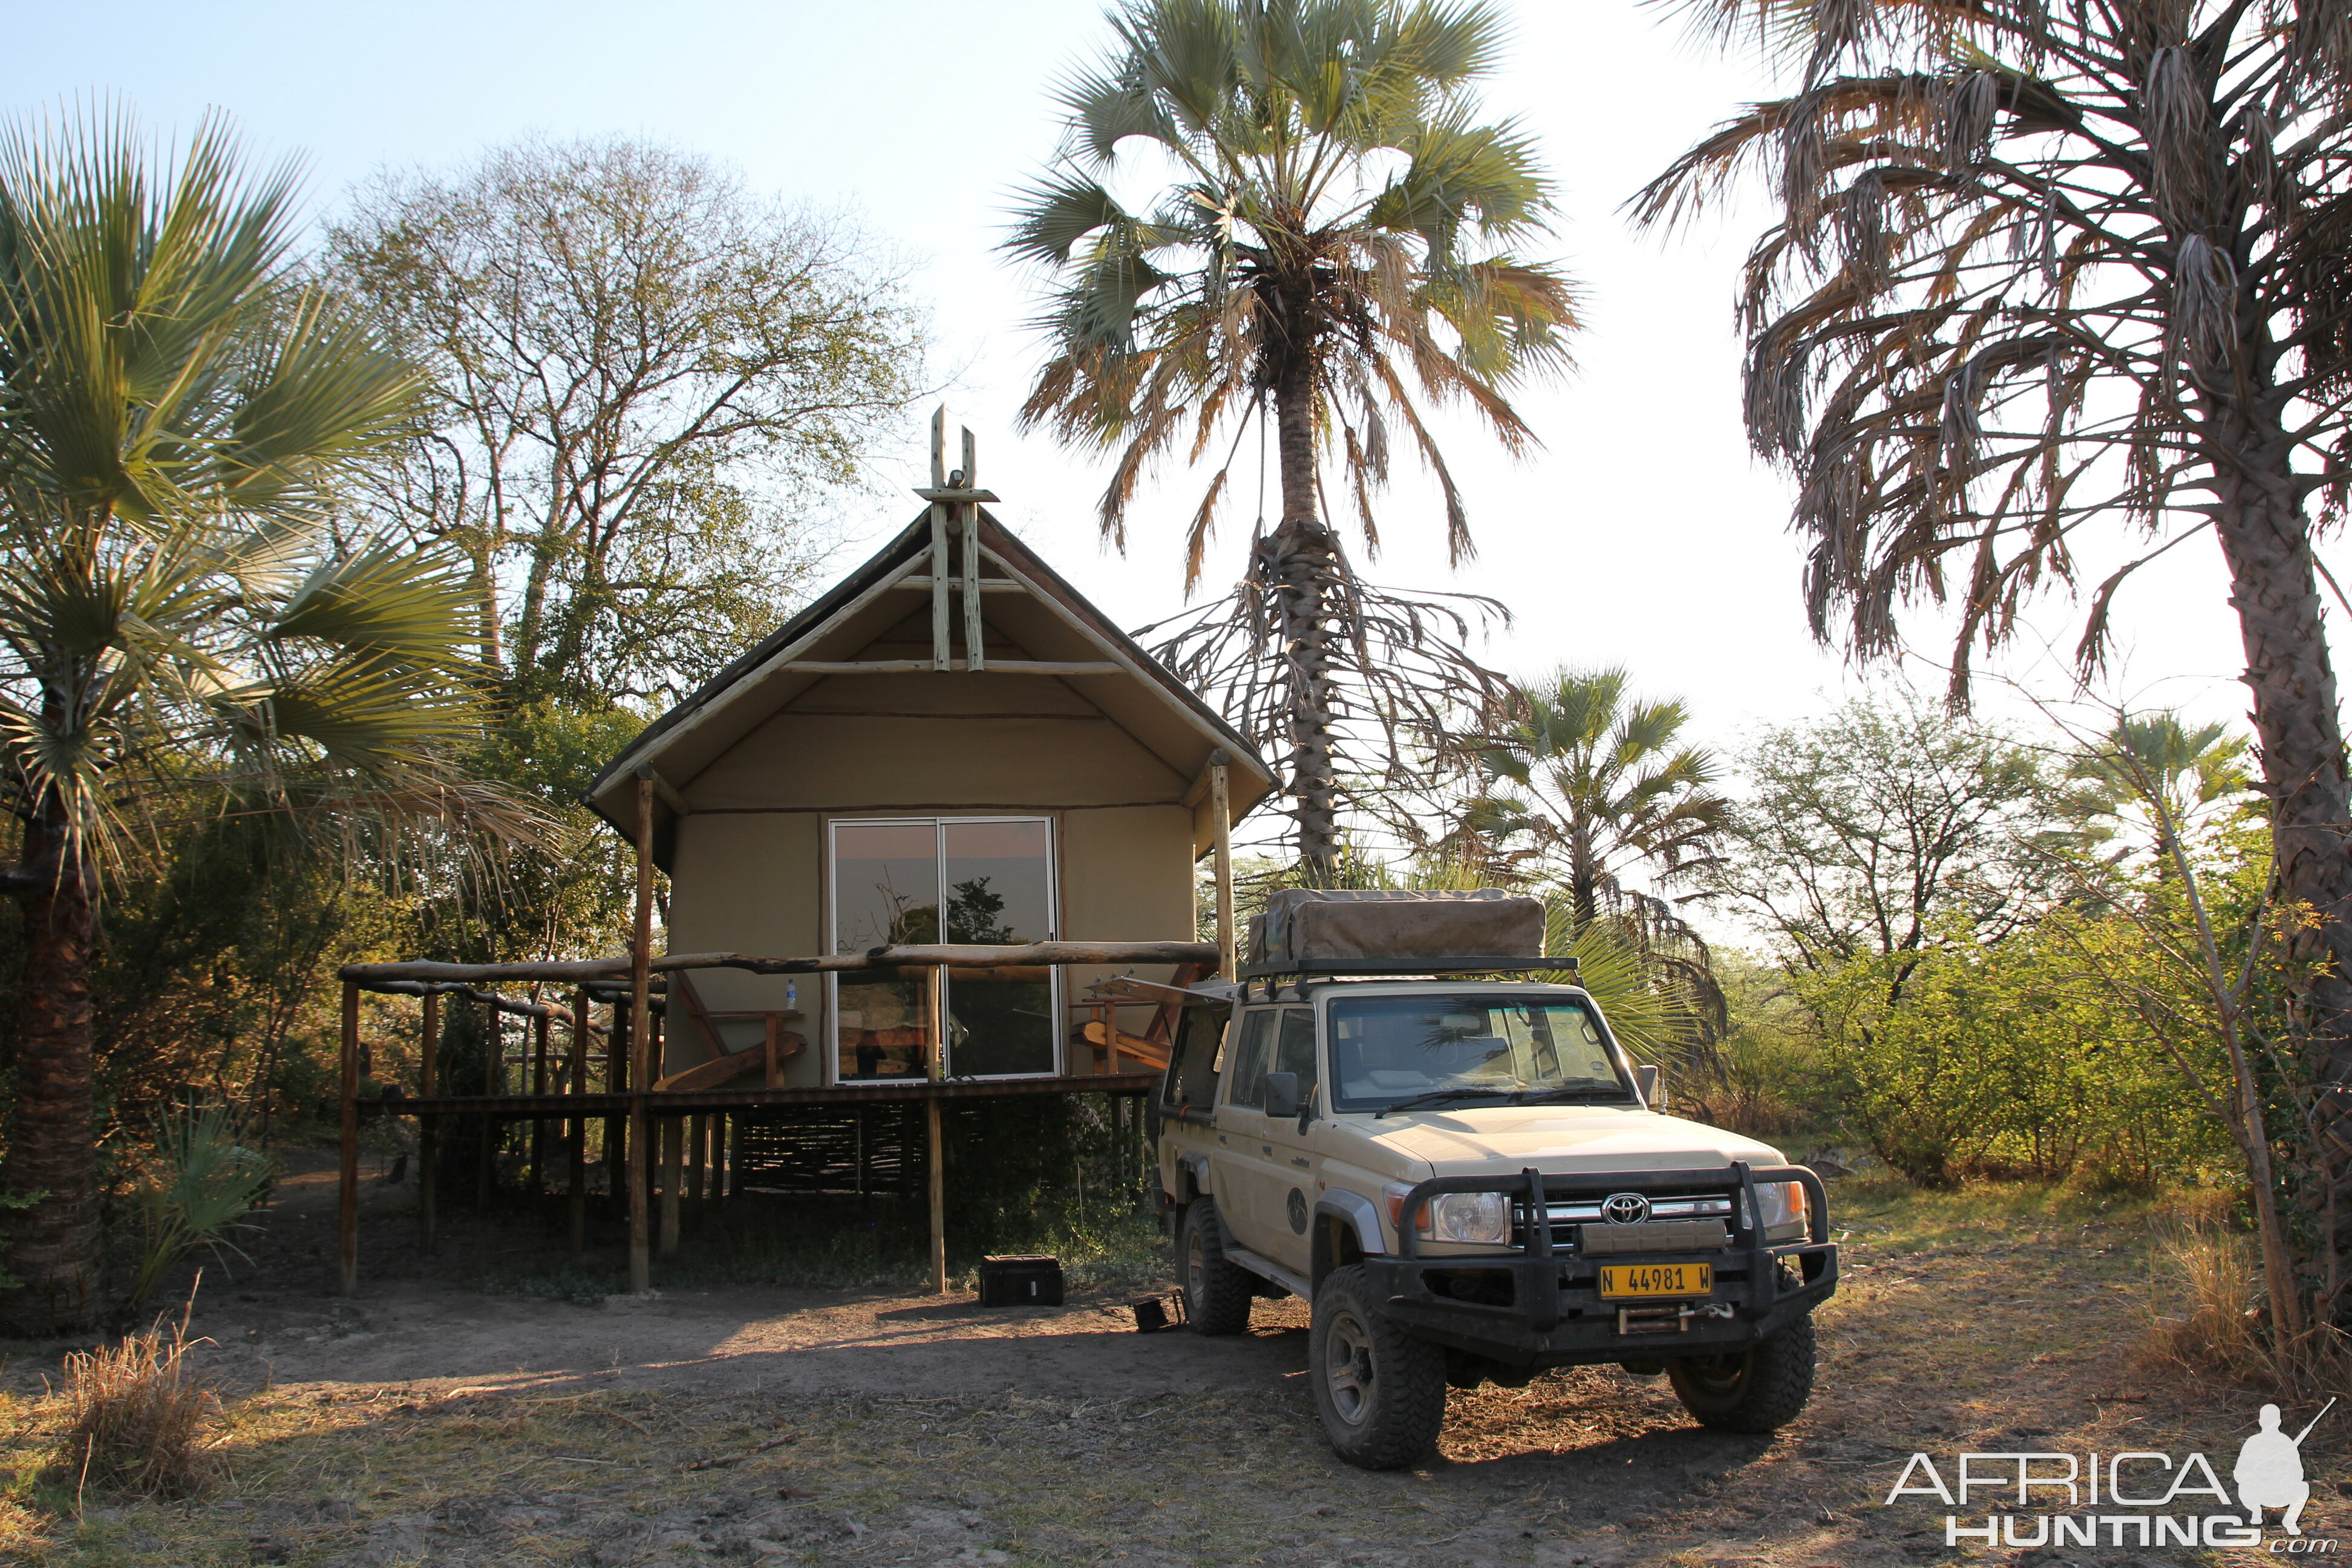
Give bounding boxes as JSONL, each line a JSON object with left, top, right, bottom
{"left": 1362, "top": 1161, "right": 1838, "bottom": 1367}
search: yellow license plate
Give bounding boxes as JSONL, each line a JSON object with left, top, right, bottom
{"left": 1598, "top": 1263, "right": 1713, "bottom": 1300}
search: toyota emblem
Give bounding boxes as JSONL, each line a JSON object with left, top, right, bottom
{"left": 1601, "top": 1192, "right": 1651, "bottom": 1225}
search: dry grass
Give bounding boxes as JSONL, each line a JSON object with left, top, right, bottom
{"left": 47, "top": 1294, "right": 221, "bottom": 1501}
{"left": 2141, "top": 1221, "right": 2267, "bottom": 1375}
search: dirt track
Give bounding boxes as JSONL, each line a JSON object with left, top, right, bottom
{"left": 0, "top": 1163, "right": 2325, "bottom": 1566}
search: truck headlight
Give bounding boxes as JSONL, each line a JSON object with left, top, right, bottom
{"left": 1741, "top": 1180, "right": 1810, "bottom": 1241}
{"left": 1427, "top": 1191, "right": 1512, "bottom": 1246}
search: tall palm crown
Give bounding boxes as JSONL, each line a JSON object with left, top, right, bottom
{"left": 0, "top": 111, "right": 519, "bottom": 1335}
{"left": 1468, "top": 668, "right": 1731, "bottom": 926}
{"left": 1008, "top": 0, "right": 1577, "bottom": 876}
{"left": 1637, "top": 0, "right": 2352, "bottom": 1250}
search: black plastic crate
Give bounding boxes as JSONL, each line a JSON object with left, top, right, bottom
{"left": 978, "top": 1254, "right": 1064, "bottom": 1307}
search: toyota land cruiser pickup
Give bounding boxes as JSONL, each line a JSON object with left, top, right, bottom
{"left": 1149, "top": 947, "right": 1838, "bottom": 1471}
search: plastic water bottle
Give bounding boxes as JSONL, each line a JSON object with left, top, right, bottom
{"left": 786, "top": 980, "right": 797, "bottom": 1013}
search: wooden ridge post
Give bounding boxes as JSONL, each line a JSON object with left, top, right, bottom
{"left": 959, "top": 423, "right": 985, "bottom": 672}
{"left": 925, "top": 965, "right": 947, "bottom": 1295}
{"left": 338, "top": 979, "right": 361, "bottom": 1296}
{"left": 628, "top": 769, "right": 656, "bottom": 1293}
{"left": 418, "top": 988, "right": 439, "bottom": 1255}
{"left": 1211, "top": 749, "right": 1235, "bottom": 979}
{"left": 930, "top": 407, "right": 952, "bottom": 671}
{"left": 569, "top": 987, "right": 589, "bottom": 1258}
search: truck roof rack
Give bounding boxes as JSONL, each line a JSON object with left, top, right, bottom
{"left": 1235, "top": 956, "right": 1573, "bottom": 981}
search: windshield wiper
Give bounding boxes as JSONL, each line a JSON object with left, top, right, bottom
{"left": 1373, "top": 1088, "right": 1521, "bottom": 1119}
{"left": 1373, "top": 1084, "right": 1635, "bottom": 1119}
{"left": 1517, "top": 1085, "right": 1638, "bottom": 1103}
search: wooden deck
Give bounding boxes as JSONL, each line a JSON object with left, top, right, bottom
{"left": 356, "top": 1071, "right": 1161, "bottom": 1118}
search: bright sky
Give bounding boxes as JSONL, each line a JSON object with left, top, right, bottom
{"left": 13, "top": 0, "right": 2301, "bottom": 763}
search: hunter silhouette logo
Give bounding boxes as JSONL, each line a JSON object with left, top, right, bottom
{"left": 2238, "top": 1397, "right": 2333, "bottom": 1537}
{"left": 1884, "top": 1397, "right": 2339, "bottom": 1549}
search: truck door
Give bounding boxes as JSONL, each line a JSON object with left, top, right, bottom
{"left": 1252, "top": 1007, "right": 1324, "bottom": 1275}
{"left": 1211, "top": 1007, "right": 1285, "bottom": 1257}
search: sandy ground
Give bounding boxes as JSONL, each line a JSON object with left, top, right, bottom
{"left": 0, "top": 1157, "right": 2328, "bottom": 1567}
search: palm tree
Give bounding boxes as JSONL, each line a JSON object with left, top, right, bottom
{"left": 1007, "top": 0, "right": 1579, "bottom": 879}
{"left": 2066, "top": 712, "right": 2253, "bottom": 871}
{"left": 1635, "top": 0, "right": 2352, "bottom": 1247}
{"left": 1463, "top": 668, "right": 1730, "bottom": 926}
{"left": 0, "top": 111, "right": 529, "bottom": 1334}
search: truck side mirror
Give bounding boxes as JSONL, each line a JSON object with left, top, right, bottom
{"left": 1261, "top": 1070, "right": 1299, "bottom": 1119}
{"left": 1636, "top": 1064, "right": 1661, "bottom": 1108}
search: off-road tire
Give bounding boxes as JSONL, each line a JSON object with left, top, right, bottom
{"left": 1667, "top": 1312, "right": 1817, "bottom": 1432}
{"left": 1311, "top": 1265, "right": 1448, "bottom": 1469}
{"left": 1179, "top": 1200, "right": 1254, "bottom": 1336}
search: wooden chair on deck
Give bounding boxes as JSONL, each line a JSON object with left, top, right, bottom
{"left": 1079, "top": 961, "right": 1206, "bottom": 1074}
{"left": 652, "top": 972, "right": 806, "bottom": 1091}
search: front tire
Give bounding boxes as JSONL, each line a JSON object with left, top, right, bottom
{"left": 1311, "top": 1265, "right": 1447, "bottom": 1470}
{"left": 1179, "top": 1200, "right": 1254, "bottom": 1336}
{"left": 1667, "top": 1312, "right": 1817, "bottom": 1432}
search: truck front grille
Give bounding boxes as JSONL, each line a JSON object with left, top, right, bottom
{"left": 1511, "top": 1191, "right": 1735, "bottom": 1250}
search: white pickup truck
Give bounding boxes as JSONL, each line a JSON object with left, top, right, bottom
{"left": 1149, "top": 890, "right": 1838, "bottom": 1469}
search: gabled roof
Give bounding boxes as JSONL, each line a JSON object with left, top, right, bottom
{"left": 583, "top": 508, "right": 1278, "bottom": 858}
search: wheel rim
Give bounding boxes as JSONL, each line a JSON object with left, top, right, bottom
{"left": 1683, "top": 1351, "right": 1750, "bottom": 1396}
{"left": 1322, "top": 1305, "right": 1377, "bottom": 1426}
{"left": 1184, "top": 1222, "right": 1208, "bottom": 1308}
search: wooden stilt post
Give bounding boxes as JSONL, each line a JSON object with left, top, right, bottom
{"left": 688, "top": 1113, "right": 708, "bottom": 1206}
{"left": 1210, "top": 749, "right": 1236, "bottom": 979}
{"left": 924, "top": 965, "right": 947, "bottom": 1295}
{"left": 659, "top": 1116, "right": 682, "bottom": 1256}
{"left": 569, "top": 987, "right": 588, "bottom": 1258}
{"left": 477, "top": 999, "right": 500, "bottom": 1212}
{"left": 628, "top": 770, "right": 656, "bottom": 1293}
{"left": 338, "top": 979, "right": 361, "bottom": 1296}
{"left": 418, "top": 989, "right": 440, "bottom": 1255}
{"left": 529, "top": 1010, "right": 549, "bottom": 1200}
{"left": 605, "top": 999, "right": 627, "bottom": 1216}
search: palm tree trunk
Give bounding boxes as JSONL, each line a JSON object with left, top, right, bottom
{"left": 2206, "top": 398, "right": 2352, "bottom": 1310}
{"left": 1269, "top": 311, "right": 1342, "bottom": 881}
{"left": 1, "top": 810, "right": 102, "bottom": 1335}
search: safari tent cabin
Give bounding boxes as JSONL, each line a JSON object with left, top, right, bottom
{"left": 581, "top": 503, "right": 1276, "bottom": 1092}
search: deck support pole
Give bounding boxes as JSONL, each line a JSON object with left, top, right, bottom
{"left": 659, "top": 1116, "right": 682, "bottom": 1256}
{"left": 1210, "top": 750, "right": 1235, "bottom": 978}
{"left": 628, "top": 771, "right": 656, "bottom": 1293}
{"left": 605, "top": 1001, "right": 626, "bottom": 1217}
{"left": 925, "top": 965, "right": 947, "bottom": 1295}
{"left": 418, "top": 989, "right": 439, "bottom": 1255}
{"left": 688, "top": 1112, "right": 708, "bottom": 1208}
{"left": 569, "top": 987, "right": 589, "bottom": 1258}
{"left": 338, "top": 979, "right": 361, "bottom": 1296}
{"left": 529, "top": 1011, "right": 549, "bottom": 1200}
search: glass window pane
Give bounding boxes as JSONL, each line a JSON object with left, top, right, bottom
{"left": 834, "top": 823, "right": 940, "bottom": 952}
{"left": 1225, "top": 1010, "right": 1278, "bottom": 1109}
{"left": 942, "top": 819, "right": 1055, "bottom": 1076}
{"left": 1160, "top": 1004, "right": 1230, "bottom": 1111}
{"left": 836, "top": 965, "right": 928, "bottom": 1081}
{"left": 1275, "top": 1008, "right": 1318, "bottom": 1099}
{"left": 946, "top": 975, "right": 1056, "bottom": 1076}
{"left": 941, "top": 820, "right": 1051, "bottom": 943}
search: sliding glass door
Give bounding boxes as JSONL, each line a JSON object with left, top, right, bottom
{"left": 829, "top": 818, "right": 1057, "bottom": 1082}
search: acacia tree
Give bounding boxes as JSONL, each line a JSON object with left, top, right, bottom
{"left": 1638, "top": 0, "right": 2352, "bottom": 1233}
{"left": 0, "top": 113, "right": 528, "bottom": 1333}
{"left": 1008, "top": 0, "right": 1578, "bottom": 878}
{"left": 1714, "top": 696, "right": 2060, "bottom": 1000}
{"left": 331, "top": 136, "right": 929, "bottom": 705}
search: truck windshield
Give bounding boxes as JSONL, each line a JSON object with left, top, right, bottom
{"left": 1327, "top": 993, "right": 1633, "bottom": 1114}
